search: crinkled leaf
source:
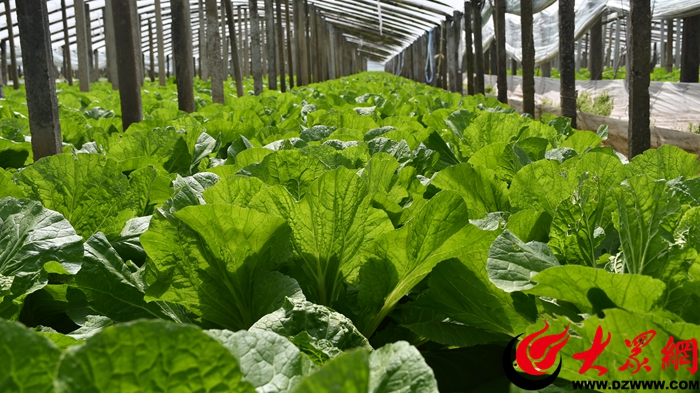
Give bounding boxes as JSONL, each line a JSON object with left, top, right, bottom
{"left": 413, "top": 258, "right": 534, "bottom": 336}
{"left": 525, "top": 265, "right": 666, "bottom": 313}
{"left": 251, "top": 167, "right": 393, "bottom": 306}
{"left": 486, "top": 230, "right": 560, "bottom": 292}
{"left": 206, "top": 329, "right": 306, "bottom": 393}
{"left": 143, "top": 204, "right": 299, "bottom": 330}
{"left": 431, "top": 163, "right": 509, "bottom": 219}
{"left": 613, "top": 175, "right": 683, "bottom": 277}
{"left": 67, "top": 233, "right": 182, "bottom": 323}
{"left": 626, "top": 145, "right": 700, "bottom": 180}
{"left": 251, "top": 297, "right": 371, "bottom": 365}
{"left": 510, "top": 159, "right": 574, "bottom": 216}
{"left": 0, "top": 197, "right": 83, "bottom": 318}
{"left": 54, "top": 320, "right": 256, "bottom": 393}
{"left": 358, "top": 191, "right": 500, "bottom": 336}
{"left": 0, "top": 320, "right": 61, "bottom": 393}
{"left": 16, "top": 153, "right": 136, "bottom": 239}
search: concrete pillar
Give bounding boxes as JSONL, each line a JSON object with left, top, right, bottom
{"left": 17, "top": 0, "right": 63, "bottom": 159}
{"left": 112, "top": 0, "right": 143, "bottom": 129}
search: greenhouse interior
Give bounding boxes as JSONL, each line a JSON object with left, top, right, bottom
{"left": 3, "top": 0, "right": 700, "bottom": 392}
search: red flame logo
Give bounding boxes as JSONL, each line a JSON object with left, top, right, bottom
{"left": 516, "top": 321, "right": 570, "bottom": 376}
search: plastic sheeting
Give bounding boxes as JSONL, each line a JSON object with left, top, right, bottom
{"left": 484, "top": 74, "right": 700, "bottom": 131}
{"left": 475, "top": 0, "right": 700, "bottom": 65}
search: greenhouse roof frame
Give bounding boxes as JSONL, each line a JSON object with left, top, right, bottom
{"left": 0, "top": 0, "right": 461, "bottom": 64}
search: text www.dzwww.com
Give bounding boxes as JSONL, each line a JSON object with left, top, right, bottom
{"left": 572, "top": 380, "right": 699, "bottom": 390}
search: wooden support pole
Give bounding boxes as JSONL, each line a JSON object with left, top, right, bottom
{"left": 613, "top": 18, "right": 621, "bottom": 71}
{"left": 559, "top": 0, "right": 576, "bottom": 128}
{"left": 170, "top": 0, "right": 195, "bottom": 112}
{"left": 605, "top": 19, "right": 613, "bottom": 67}
{"left": 244, "top": 7, "right": 250, "bottom": 77}
{"left": 309, "top": 4, "right": 318, "bottom": 82}
{"left": 664, "top": 19, "right": 674, "bottom": 73}
{"left": 148, "top": 20, "right": 156, "bottom": 82}
{"left": 104, "top": 0, "right": 118, "bottom": 88}
{"left": 464, "top": 2, "right": 475, "bottom": 95}
{"left": 446, "top": 16, "right": 456, "bottom": 90}
{"left": 205, "top": 0, "right": 224, "bottom": 103}
{"left": 198, "top": 0, "right": 208, "bottom": 80}
{"left": 521, "top": 0, "right": 535, "bottom": 116}
{"left": 166, "top": 55, "right": 170, "bottom": 78}
{"left": 453, "top": 11, "right": 462, "bottom": 93}
{"left": 222, "top": 7, "right": 229, "bottom": 80}
{"left": 1, "top": 40, "right": 7, "bottom": 86}
{"left": 17, "top": 0, "right": 63, "bottom": 159}
{"left": 473, "top": 1, "right": 484, "bottom": 94}
{"left": 249, "top": 0, "right": 264, "bottom": 94}
{"left": 74, "top": 0, "right": 91, "bottom": 91}
{"left": 276, "top": 0, "right": 287, "bottom": 91}
{"left": 293, "top": 0, "right": 303, "bottom": 85}
{"left": 589, "top": 16, "right": 603, "bottom": 80}
{"left": 285, "top": 0, "right": 294, "bottom": 87}
{"left": 133, "top": 2, "right": 144, "bottom": 86}
{"left": 304, "top": 0, "right": 311, "bottom": 82}
{"left": 439, "top": 21, "right": 447, "bottom": 89}
{"left": 328, "top": 26, "right": 336, "bottom": 80}
{"left": 675, "top": 18, "right": 682, "bottom": 68}
{"left": 627, "top": 0, "right": 651, "bottom": 157}
{"left": 85, "top": 4, "right": 95, "bottom": 81}
{"left": 4, "top": 0, "right": 17, "bottom": 90}
{"left": 542, "top": 61, "right": 551, "bottom": 77}
{"left": 261, "top": 18, "right": 268, "bottom": 76}
{"left": 495, "top": 0, "right": 507, "bottom": 103}
{"left": 93, "top": 49, "right": 99, "bottom": 80}
{"left": 60, "top": 0, "right": 73, "bottom": 86}
{"left": 155, "top": 0, "right": 167, "bottom": 86}
{"left": 224, "top": 0, "right": 245, "bottom": 97}
{"left": 680, "top": 15, "right": 700, "bottom": 83}
{"left": 264, "top": 0, "right": 278, "bottom": 90}
{"left": 113, "top": 0, "right": 143, "bottom": 129}
{"left": 490, "top": 42, "right": 497, "bottom": 76}
{"left": 237, "top": 6, "right": 245, "bottom": 77}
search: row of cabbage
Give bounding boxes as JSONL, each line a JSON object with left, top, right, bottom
{"left": 1, "top": 72, "right": 699, "bottom": 392}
